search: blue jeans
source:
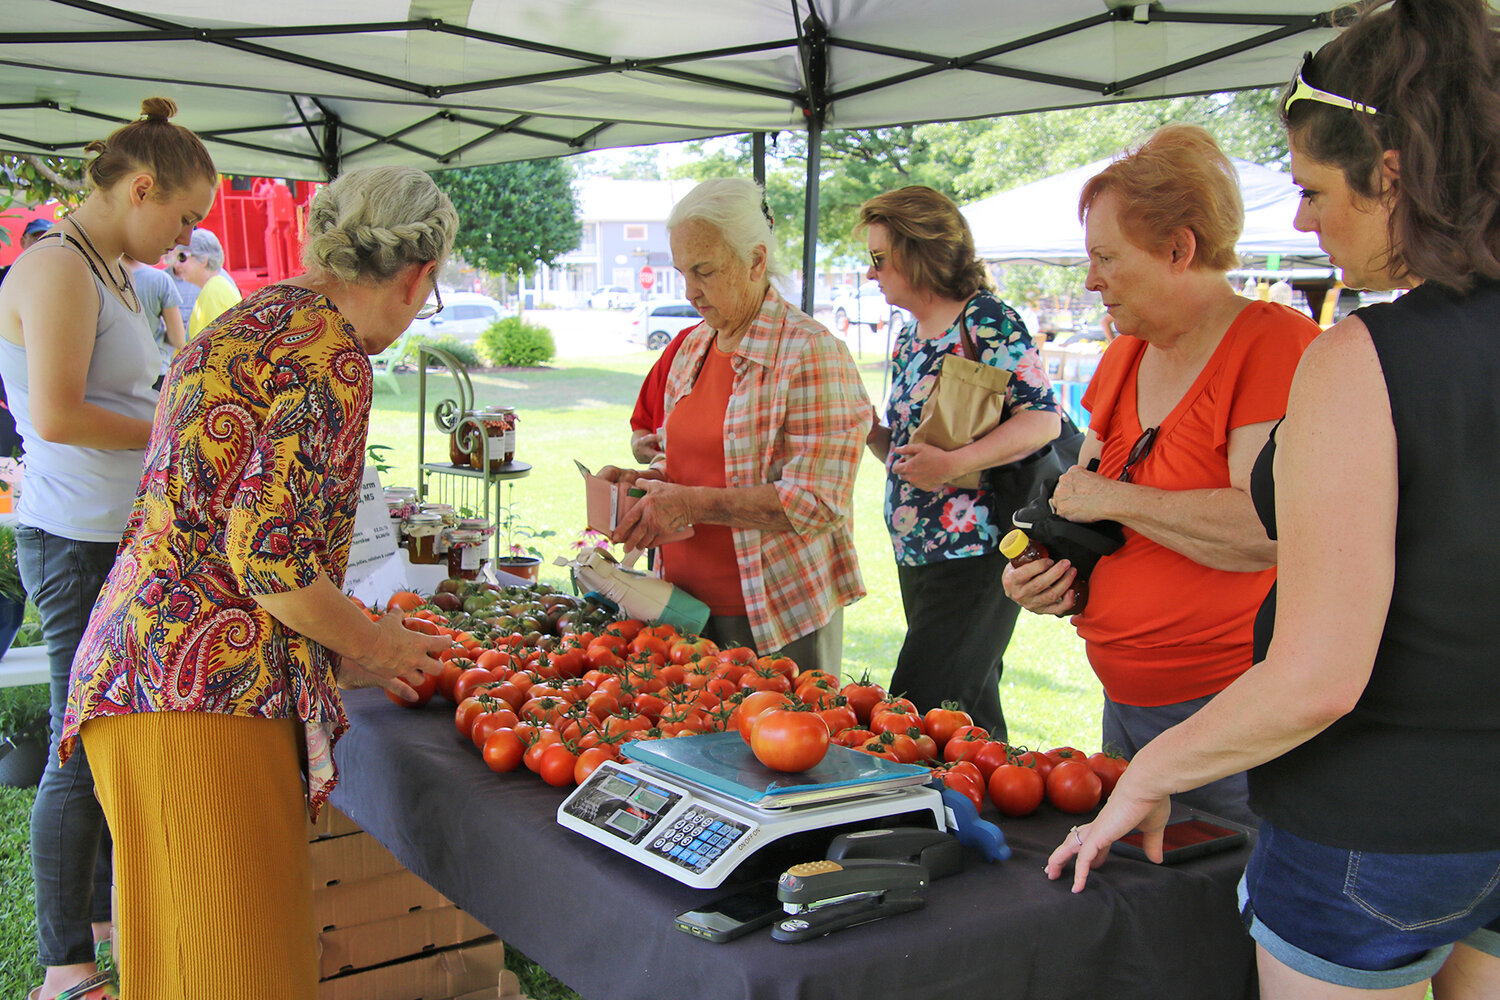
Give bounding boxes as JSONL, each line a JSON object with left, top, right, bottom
{"left": 18, "top": 526, "right": 119, "bottom": 966}
{"left": 1102, "top": 692, "right": 1258, "bottom": 828}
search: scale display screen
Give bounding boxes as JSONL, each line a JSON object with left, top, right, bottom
{"left": 562, "top": 766, "right": 683, "bottom": 846}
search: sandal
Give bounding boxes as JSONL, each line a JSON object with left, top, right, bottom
{"left": 25, "top": 972, "right": 118, "bottom": 1000}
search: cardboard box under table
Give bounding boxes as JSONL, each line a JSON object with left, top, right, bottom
{"left": 329, "top": 687, "right": 1258, "bottom": 1000}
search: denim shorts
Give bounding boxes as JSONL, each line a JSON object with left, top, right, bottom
{"left": 1239, "top": 820, "right": 1500, "bottom": 989}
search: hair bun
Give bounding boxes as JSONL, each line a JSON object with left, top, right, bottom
{"left": 139, "top": 96, "right": 178, "bottom": 123}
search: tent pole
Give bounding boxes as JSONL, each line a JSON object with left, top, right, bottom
{"left": 797, "top": 8, "right": 828, "bottom": 315}
{"left": 752, "top": 132, "right": 766, "bottom": 188}
{"left": 322, "top": 112, "right": 343, "bottom": 179}
{"left": 801, "top": 125, "right": 821, "bottom": 314}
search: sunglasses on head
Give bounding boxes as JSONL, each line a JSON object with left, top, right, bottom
{"left": 1284, "top": 52, "right": 1380, "bottom": 117}
{"left": 1118, "top": 426, "right": 1157, "bottom": 484}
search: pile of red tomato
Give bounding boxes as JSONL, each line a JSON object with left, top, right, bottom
{"left": 376, "top": 590, "right": 1128, "bottom": 818}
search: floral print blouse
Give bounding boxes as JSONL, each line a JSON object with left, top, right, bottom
{"left": 884, "top": 291, "right": 1058, "bottom": 566}
{"left": 61, "top": 284, "right": 372, "bottom": 813}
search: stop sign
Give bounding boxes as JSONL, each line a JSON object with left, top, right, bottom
{"left": 639, "top": 265, "right": 655, "bottom": 291}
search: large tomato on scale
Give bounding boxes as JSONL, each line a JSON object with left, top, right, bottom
{"left": 750, "top": 710, "right": 830, "bottom": 772}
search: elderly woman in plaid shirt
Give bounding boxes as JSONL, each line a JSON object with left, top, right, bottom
{"left": 606, "top": 178, "right": 869, "bottom": 676}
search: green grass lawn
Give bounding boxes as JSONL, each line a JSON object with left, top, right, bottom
{"left": 0, "top": 349, "right": 1098, "bottom": 999}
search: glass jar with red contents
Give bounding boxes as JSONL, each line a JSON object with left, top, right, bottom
{"left": 448, "top": 411, "right": 479, "bottom": 467}
{"left": 469, "top": 406, "right": 516, "bottom": 472}
{"left": 444, "top": 527, "right": 492, "bottom": 579}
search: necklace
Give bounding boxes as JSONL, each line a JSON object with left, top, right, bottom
{"left": 65, "top": 216, "right": 140, "bottom": 313}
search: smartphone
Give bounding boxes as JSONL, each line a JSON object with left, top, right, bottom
{"left": 1110, "top": 817, "right": 1248, "bottom": 864}
{"left": 674, "top": 880, "right": 782, "bottom": 943}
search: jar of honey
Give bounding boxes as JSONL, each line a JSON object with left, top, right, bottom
{"left": 444, "top": 527, "right": 492, "bottom": 580}
{"left": 403, "top": 512, "right": 444, "bottom": 565}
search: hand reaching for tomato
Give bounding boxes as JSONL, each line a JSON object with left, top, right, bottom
{"left": 1044, "top": 764, "right": 1172, "bottom": 893}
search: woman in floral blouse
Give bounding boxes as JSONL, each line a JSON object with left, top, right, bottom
{"left": 61, "top": 166, "right": 458, "bottom": 1000}
{"left": 861, "top": 186, "right": 1061, "bottom": 739}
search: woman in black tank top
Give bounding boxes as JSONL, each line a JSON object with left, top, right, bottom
{"left": 1044, "top": 3, "right": 1500, "bottom": 995}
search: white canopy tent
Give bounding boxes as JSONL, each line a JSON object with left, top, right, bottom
{"left": 963, "top": 155, "right": 1329, "bottom": 266}
{"left": 0, "top": 0, "right": 1339, "bottom": 303}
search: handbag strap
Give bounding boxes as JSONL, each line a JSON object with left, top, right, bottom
{"left": 956, "top": 298, "right": 980, "bottom": 361}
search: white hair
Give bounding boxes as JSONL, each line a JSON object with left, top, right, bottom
{"left": 668, "top": 177, "right": 786, "bottom": 281}
{"left": 302, "top": 166, "right": 458, "bottom": 284}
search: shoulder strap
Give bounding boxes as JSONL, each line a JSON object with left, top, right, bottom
{"left": 29, "top": 230, "right": 112, "bottom": 291}
{"left": 956, "top": 297, "right": 980, "bottom": 361}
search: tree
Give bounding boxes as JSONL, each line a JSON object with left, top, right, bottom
{"left": 0, "top": 154, "right": 87, "bottom": 208}
{"left": 430, "top": 159, "right": 582, "bottom": 277}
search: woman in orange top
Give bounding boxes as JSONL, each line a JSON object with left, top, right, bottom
{"left": 1004, "top": 125, "right": 1319, "bottom": 825}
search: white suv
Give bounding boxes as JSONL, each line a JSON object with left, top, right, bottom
{"left": 407, "top": 291, "right": 505, "bottom": 342}
{"left": 830, "top": 281, "right": 908, "bottom": 334}
{"left": 627, "top": 299, "right": 701, "bottom": 350}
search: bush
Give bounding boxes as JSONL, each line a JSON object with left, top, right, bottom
{"left": 420, "top": 335, "right": 483, "bottom": 370}
{"left": 479, "top": 317, "right": 555, "bottom": 368}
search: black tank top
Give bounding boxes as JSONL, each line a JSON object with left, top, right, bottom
{"left": 1246, "top": 280, "right": 1500, "bottom": 852}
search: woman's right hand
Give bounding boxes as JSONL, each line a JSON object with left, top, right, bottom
{"left": 1002, "top": 555, "right": 1083, "bottom": 617}
{"left": 355, "top": 611, "right": 450, "bottom": 687}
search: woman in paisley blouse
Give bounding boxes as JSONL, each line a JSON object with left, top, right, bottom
{"left": 861, "top": 186, "right": 1062, "bottom": 739}
{"left": 61, "top": 165, "right": 458, "bottom": 1000}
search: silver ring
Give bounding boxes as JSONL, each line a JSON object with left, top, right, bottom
{"left": 1071, "top": 825, "right": 1084, "bottom": 846}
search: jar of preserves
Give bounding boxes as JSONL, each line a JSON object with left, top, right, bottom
{"left": 469, "top": 406, "right": 516, "bottom": 472}
{"left": 420, "top": 503, "right": 458, "bottom": 527}
{"left": 384, "top": 486, "right": 418, "bottom": 523}
{"left": 999, "top": 528, "right": 1088, "bottom": 614}
{"left": 403, "top": 512, "right": 444, "bottom": 565}
{"left": 448, "top": 411, "right": 480, "bottom": 467}
{"left": 444, "top": 527, "right": 492, "bottom": 580}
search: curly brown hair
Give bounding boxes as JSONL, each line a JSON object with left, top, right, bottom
{"left": 1281, "top": 0, "right": 1500, "bottom": 291}
{"left": 856, "top": 186, "right": 991, "bottom": 301}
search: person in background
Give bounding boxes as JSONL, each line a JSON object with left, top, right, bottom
{"left": 629, "top": 325, "right": 691, "bottom": 463}
{"left": 603, "top": 177, "right": 869, "bottom": 676}
{"left": 168, "top": 251, "right": 198, "bottom": 324}
{"left": 1004, "top": 125, "right": 1319, "bottom": 827}
{"left": 64, "top": 165, "right": 456, "bottom": 1000}
{"left": 860, "top": 186, "right": 1061, "bottom": 739}
{"left": 1049, "top": 3, "right": 1500, "bottom": 995}
{"left": 176, "top": 227, "right": 239, "bottom": 337}
{"left": 0, "top": 97, "right": 214, "bottom": 1000}
{"left": 122, "top": 253, "right": 184, "bottom": 382}
{"left": 0, "top": 219, "right": 55, "bottom": 460}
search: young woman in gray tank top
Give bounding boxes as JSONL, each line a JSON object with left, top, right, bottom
{"left": 0, "top": 97, "right": 217, "bottom": 1000}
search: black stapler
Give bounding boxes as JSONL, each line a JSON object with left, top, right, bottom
{"left": 770, "top": 858, "right": 927, "bottom": 943}
{"left": 825, "top": 826, "right": 964, "bottom": 879}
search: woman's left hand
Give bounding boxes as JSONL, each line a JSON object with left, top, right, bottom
{"left": 613, "top": 479, "right": 693, "bottom": 550}
{"left": 336, "top": 655, "right": 429, "bottom": 702}
{"left": 1044, "top": 768, "right": 1173, "bottom": 893}
{"left": 1051, "top": 466, "right": 1122, "bottom": 523}
{"left": 891, "top": 441, "right": 956, "bottom": 492}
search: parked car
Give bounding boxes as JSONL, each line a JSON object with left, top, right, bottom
{"left": 587, "top": 285, "right": 638, "bottom": 310}
{"left": 830, "top": 281, "right": 908, "bottom": 334}
{"left": 627, "top": 299, "right": 701, "bottom": 350}
{"left": 406, "top": 291, "right": 504, "bottom": 342}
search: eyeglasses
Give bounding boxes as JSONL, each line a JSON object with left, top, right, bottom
{"left": 1118, "top": 426, "right": 1158, "bottom": 484}
{"left": 415, "top": 282, "right": 443, "bottom": 320}
{"left": 868, "top": 248, "right": 888, "bottom": 272}
{"left": 174, "top": 251, "right": 191, "bottom": 263}
{"left": 1284, "top": 53, "right": 1379, "bottom": 117}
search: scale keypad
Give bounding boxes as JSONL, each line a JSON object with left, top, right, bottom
{"left": 647, "top": 808, "right": 748, "bottom": 873}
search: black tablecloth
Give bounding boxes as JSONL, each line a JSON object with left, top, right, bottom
{"left": 330, "top": 688, "right": 1256, "bottom": 1000}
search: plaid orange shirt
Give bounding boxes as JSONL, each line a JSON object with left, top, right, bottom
{"left": 662, "top": 288, "right": 869, "bottom": 652}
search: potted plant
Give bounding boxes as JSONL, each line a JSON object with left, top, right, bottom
{"left": 0, "top": 684, "right": 49, "bottom": 788}
{"left": 494, "top": 482, "right": 555, "bottom": 582}
{"left": 0, "top": 521, "right": 27, "bottom": 657}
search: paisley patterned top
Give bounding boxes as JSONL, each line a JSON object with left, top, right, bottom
{"left": 884, "top": 291, "right": 1058, "bottom": 566}
{"left": 61, "top": 284, "right": 372, "bottom": 813}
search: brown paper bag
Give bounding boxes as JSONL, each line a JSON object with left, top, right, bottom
{"left": 908, "top": 314, "right": 1011, "bottom": 489}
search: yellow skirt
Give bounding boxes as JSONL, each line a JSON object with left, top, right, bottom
{"left": 83, "top": 712, "right": 318, "bottom": 1000}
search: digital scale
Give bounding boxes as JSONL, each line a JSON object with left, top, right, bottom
{"left": 557, "top": 733, "right": 947, "bottom": 888}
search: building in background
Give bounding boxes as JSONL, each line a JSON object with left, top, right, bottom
{"left": 538, "top": 178, "right": 698, "bottom": 307}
